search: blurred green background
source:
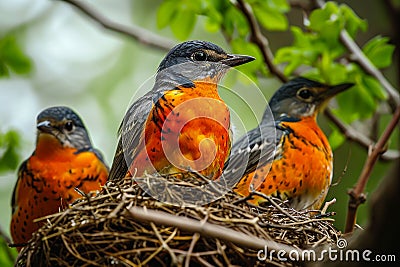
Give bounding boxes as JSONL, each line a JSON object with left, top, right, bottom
{"left": 0, "top": 0, "right": 398, "bottom": 264}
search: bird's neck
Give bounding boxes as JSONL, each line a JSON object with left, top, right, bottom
{"left": 156, "top": 71, "right": 222, "bottom": 91}
{"left": 297, "top": 115, "right": 331, "bottom": 151}
{"left": 34, "top": 133, "right": 75, "bottom": 161}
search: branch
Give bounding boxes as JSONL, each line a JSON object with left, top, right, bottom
{"left": 340, "top": 30, "right": 400, "bottom": 111}
{"left": 128, "top": 206, "right": 302, "bottom": 255}
{"left": 59, "top": 0, "right": 174, "bottom": 52}
{"left": 345, "top": 105, "right": 400, "bottom": 233}
{"left": 312, "top": 0, "right": 400, "bottom": 111}
{"left": 324, "top": 109, "right": 400, "bottom": 161}
{"left": 234, "top": 0, "right": 288, "bottom": 83}
{"left": 236, "top": 0, "right": 399, "bottom": 162}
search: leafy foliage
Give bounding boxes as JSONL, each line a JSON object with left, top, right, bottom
{"left": 155, "top": 0, "right": 395, "bottom": 150}
{"left": 0, "top": 130, "right": 22, "bottom": 173}
{"left": 0, "top": 33, "right": 32, "bottom": 173}
{"left": 274, "top": 3, "right": 392, "bottom": 124}
{"left": 362, "top": 36, "right": 395, "bottom": 69}
{"left": 0, "top": 35, "right": 32, "bottom": 77}
{"left": 0, "top": 236, "right": 16, "bottom": 267}
{"left": 157, "top": 0, "right": 203, "bottom": 40}
{"left": 250, "top": 0, "right": 289, "bottom": 31}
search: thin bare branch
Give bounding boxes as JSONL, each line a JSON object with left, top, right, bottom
{"left": 234, "top": 0, "right": 288, "bottom": 82}
{"left": 127, "top": 206, "right": 302, "bottom": 255}
{"left": 324, "top": 109, "right": 400, "bottom": 161}
{"left": 345, "top": 105, "right": 400, "bottom": 233}
{"left": 59, "top": 0, "right": 174, "bottom": 51}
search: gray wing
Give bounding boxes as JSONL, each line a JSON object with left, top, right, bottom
{"left": 222, "top": 122, "right": 282, "bottom": 187}
{"left": 108, "top": 92, "right": 154, "bottom": 181}
{"left": 11, "top": 160, "right": 28, "bottom": 215}
{"left": 107, "top": 71, "right": 193, "bottom": 181}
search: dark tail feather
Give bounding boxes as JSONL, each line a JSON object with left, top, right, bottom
{"left": 108, "top": 138, "right": 128, "bottom": 181}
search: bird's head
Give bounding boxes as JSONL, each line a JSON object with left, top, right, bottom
{"left": 157, "top": 40, "right": 254, "bottom": 85}
{"left": 36, "top": 106, "right": 92, "bottom": 150}
{"left": 265, "top": 77, "right": 354, "bottom": 121}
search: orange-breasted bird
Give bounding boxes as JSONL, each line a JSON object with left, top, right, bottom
{"left": 225, "top": 77, "right": 354, "bottom": 210}
{"left": 10, "top": 106, "right": 108, "bottom": 250}
{"left": 109, "top": 40, "right": 254, "bottom": 181}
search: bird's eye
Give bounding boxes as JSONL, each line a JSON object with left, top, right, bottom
{"left": 297, "top": 89, "right": 313, "bottom": 100}
{"left": 65, "top": 121, "right": 74, "bottom": 131}
{"left": 192, "top": 51, "right": 207, "bottom": 61}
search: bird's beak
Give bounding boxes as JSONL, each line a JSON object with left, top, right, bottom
{"left": 37, "top": 120, "right": 52, "bottom": 133}
{"left": 322, "top": 83, "right": 355, "bottom": 99}
{"left": 221, "top": 54, "right": 255, "bottom": 67}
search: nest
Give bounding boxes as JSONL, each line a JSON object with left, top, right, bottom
{"left": 16, "top": 174, "right": 340, "bottom": 267}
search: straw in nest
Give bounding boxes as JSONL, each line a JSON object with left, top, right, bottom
{"left": 15, "top": 174, "right": 340, "bottom": 267}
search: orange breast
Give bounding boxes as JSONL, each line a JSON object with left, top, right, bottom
{"left": 129, "top": 81, "right": 231, "bottom": 179}
{"left": 11, "top": 135, "right": 108, "bottom": 248}
{"left": 234, "top": 117, "right": 332, "bottom": 210}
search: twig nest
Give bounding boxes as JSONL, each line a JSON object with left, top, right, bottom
{"left": 16, "top": 174, "right": 340, "bottom": 266}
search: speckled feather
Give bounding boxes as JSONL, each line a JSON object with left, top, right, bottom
{"left": 109, "top": 40, "right": 254, "bottom": 181}
{"left": 225, "top": 78, "right": 353, "bottom": 210}
{"left": 10, "top": 107, "right": 108, "bottom": 249}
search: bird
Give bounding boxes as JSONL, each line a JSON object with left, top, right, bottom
{"left": 224, "top": 77, "right": 354, "bottom": 210}
{"left": 10, "top": 106, "right": 109, "bottom": 250}
{"left": 108, "top": 40, "right": 254, "bottom": 181}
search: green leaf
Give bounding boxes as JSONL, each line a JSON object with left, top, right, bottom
{"left": 308, "top": 2, "right": 350, "bottom": 43}
{"left": 0, "top": 61, "right": 8, "bottom": 77}
{"left": 275, "top": 47, "right": 302, "bottom": 76}
{"left": 356, "top": 80, "right": 377, "bottom": 114}
{"left": 275, "top": 27, "right": 323, "bottom": 76}
{"left": 204, "top": 18, "right": 221, "bottom": 33}
{"left": 328, "top": 129, "right": 346, "bottom": 150}
{"left": 203, "top": 6, "right": 223, "bottom": 33}
{"left": 362, "top": 76, "right": 388, "bottom": 100}
{"left": 0, "top": 130, "right": 22, "bottom": 173}
{"left": 253, "top": 4, "right": 288, "bottom": 31}
{"left": 309, "top": 2, "right": 340, "bottom": 31}
{"left": 340, "top": 4, "right": 367, "bottom": 37}
{"left": 221, "top": 7, "right": 235, "bottom": 36}
{"left": 230, "top": 38, "right": 264, "bottom": 80}
{"left": 320, "top": 61, "right": 348, "bottom": 84}
{"left": 362, "top": 36, "right": 395, "bottom": 68}
{"left": 205, "top": 0, "right": 245, "bottom": 36}
{"left": 228, "top": 8, "right": 249, "bottom": 36}
{"left": 301, "top": 68, "right": 324, "bottom": 82}
{"left": 309, "top": 9, "right": 341, "bottom": 42}
{"left": 170, "top": 7, "right": 197, "bottom": 40}
{"left": 270, "top": 0, "right": 290, "bottom": 12}
{"left": 0, "top": 237, "right": 17, "bottom": 267}
{"left": 333, "top": 93, "right": 360, "bottom": 123}
{"left": 335, "top": 77, "right": 376, "bottom": 121}
{"left": 0, "top": 35, "right": 32, "bottom": 75}
{"left": 156, "top": 0, "right": 178, "bottom": 29}
{"left": 250, "top": 0, "right": 289, "bottom": 31}
{"left": 291, "top": 26, "right": 311, "bottom": 46}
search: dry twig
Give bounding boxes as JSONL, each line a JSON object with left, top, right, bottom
{"left": 16, "top": 176, "right": 339, "bottom": 266}
{"left": 59, "top": 0, "right": 174, "bottom": 51}
{"left": 324, "top": 109, "right": 399, "bottom": 160}
{"left": 234, "top": 0, "right": 288, "bottom": 83}
{"left": 345, "top": 106, "right": 400, "bottom": 233}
